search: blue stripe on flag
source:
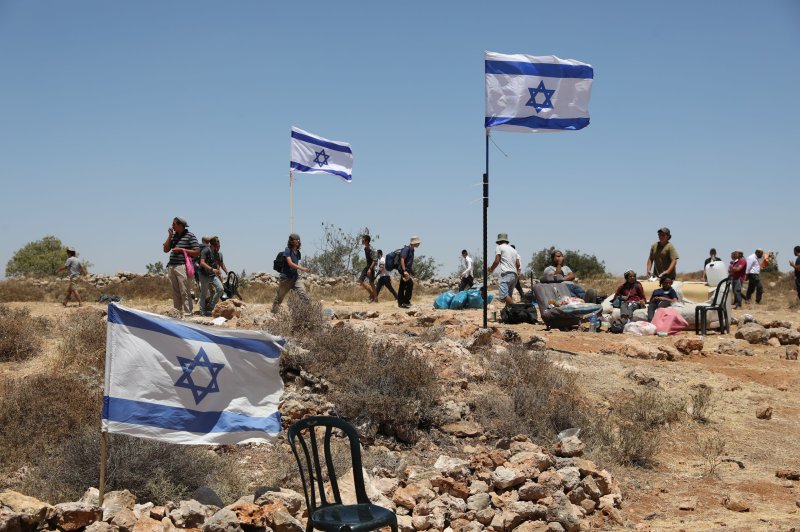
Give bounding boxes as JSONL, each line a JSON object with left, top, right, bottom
{"left": 485, "top": 60, "right": 594, "bottom": 79}
{"left": 484, "top": 116, "right": 590, "bottom": 130}
{"left": 291, "top": 130, "right": 352, "bottom": 154}
{"left": 103, "top": 396, "right": 282, "bottom": 433}
{"left": 107, "top": 304, "right": 284, "bottom": 358}
{"left": 290, "top": 162, "right": 353, "bottom": 182}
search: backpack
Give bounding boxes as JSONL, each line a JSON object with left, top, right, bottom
{"left": 222, "top": 271, "right": 239, "bottom": 301}
{"left": 500, "top": 303, "right": 538, "bottom": 324}
{"left": 273, "top": 250, "right": 301, "bottom": 273}
{"left": 384, "top": 248, "right": 403, "bottom": 271}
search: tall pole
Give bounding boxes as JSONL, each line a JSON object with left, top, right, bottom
{"left": 99, "top": 431, "right": 107, "bottom": 505}
{"left": 289, "top": 170, "right": 294, "bottom": 232}
{"left": 482, "top": 129, "right": 489, "bottom": 328}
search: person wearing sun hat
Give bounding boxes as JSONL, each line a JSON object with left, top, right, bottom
{"left": 397, "top": 236, "right": 421, "bottom": 308}
{"left": 56, "top": 246, "right": 88, "bottom": 307}
{"left": 488, "top": 233, "right": 521, "bottom": 305}
{"left": 646, "top": 227, "right": 679, "bottom": 280}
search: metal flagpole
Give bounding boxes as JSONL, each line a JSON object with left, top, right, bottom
{"left": 99, "top": 431, "right": 107, "bottom": 505}
{"left": 289, "top": 170, "right": 294, "bottom": 232}
{"left": 482, "top": 129, "right": 489, "bottom": 329}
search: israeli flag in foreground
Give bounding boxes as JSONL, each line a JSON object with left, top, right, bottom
{"left": 102, "top": 304, "right": 285, "bottom": 445}
{"left": 485, "top": 51, "right": 593, "bottom": 133}
{"left": 290, "top": 126, "right": 353, "bottom": 183}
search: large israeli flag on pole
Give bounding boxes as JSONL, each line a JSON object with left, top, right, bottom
{"left": 102, "top": 304, "right": 285, "bottom": 445}
{"left": 290, "top": 127, "right": 353, "bottom": 183}
{"left": 485, "top": 52, "right": 593, "bottom": 133}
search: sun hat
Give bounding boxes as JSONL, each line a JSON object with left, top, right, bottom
{"left": 496, "top": 233, "right": 509, "bottom": 244}
{"left": 66, "top": 246, "right": 76, "bottom": 253}
{"left": 657, "top": 227, "right": 670, "bottom": 236}
{"left": 174, "top": 216, "right": 189, "bottom": 227}
{"left": 410, "top": 236, "right": 421, "bottom": 245}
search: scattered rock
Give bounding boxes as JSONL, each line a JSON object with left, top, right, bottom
{"left": 192, "top": 487, "right": 224, "bottom": 509}
{"left": 440, "top": 421, "right": 483, "bottom": 438}
{"left": 53, "top": 502, "right": 104, "bottom": 532}
{"left": 678, "top": 498, "right": 697, "bottom": 511}
{"left": 212, "top": 299, "right": 245, "bottom": 320}
{"left": 756, "top": 406, "right": 773, "bottom": 420}
{"left": 786, "top": 345, "right": 798, "bottom": 360}
{"left": 763, "top": 319, "right": 792, "bottom": 329}
{"left": 675, "top": 338, "right": 703, "bottom": 355}
{"left": 625, "top": 369, "right": 659, "bottom": 387}
{"left": 716, "top": 339, "right": 754, "bottom": 357}
{"left": 776, "top": 469, "right": 800, "bottom": 481}
{"left": 201, "top": 509, "right": 242, "bottom": 532}
{"left": 722, "top": 495, "right": 751, "bottom": 512}
{"left": 735, "top": 323, "right": 768, "bottom": 344}
{"left": 0, "top": 491, "right": 54, "bottom": 529}
{"left": 552, "top": 436, "right": 585, "bottom": 458}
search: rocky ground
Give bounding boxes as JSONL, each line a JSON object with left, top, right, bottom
{"left": 2, "top": 285, "right": 800, "bottom": 530}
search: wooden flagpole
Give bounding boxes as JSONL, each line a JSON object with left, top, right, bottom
{"left": 99, "top": 431, "right": 108, "bottom": 505}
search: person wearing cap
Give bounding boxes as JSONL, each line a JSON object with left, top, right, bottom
{"left": 488, "top": 233, "right": 521, "bottom": 305}
{"left": 272, "top": 233, "right": 311, "bottom": 313}
{"left": 198, "top": 236, "right": 228, "bottom": 316}
{"left": 728, "top": 250, "right": 746, "bottom": 309}
{"left": 397, "top": 236, "right": 421, "bottom": 308}
{"left": 357, "top": 234, "right": 378, "bottom": 302}
{"left": 56, "top": 246, "right": 88, "bottom": 307}
{"left": 744, "top": 248, "right": 764, "bottom": 304}
{"left": 163, "top": 216, "right": 200, "bottom": 317}
{"left": 646, "top": 227, "right": 679, "bottom": 280}
{"left": 789, "top": 246, "right": 800, "bottom": 302}
{"left": 612, "top": 270, "right": 646, "bottom": 320}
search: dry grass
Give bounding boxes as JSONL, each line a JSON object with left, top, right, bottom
{"left": 57, "top": 308, "right": 107, "bottom": 379}
{"left": 0, "top": 280, "right": 61, "bottom": 303}
{"left": 694, "top": 429, "right": 726, "bottom": 477}
{"left": 0, "top": 305, "right": 50, "bottom": 362}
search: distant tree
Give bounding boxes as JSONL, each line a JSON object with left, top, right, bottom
{"left": 5, "top": 236, "right": 68, "bottom": 278}
{"left": 413, "top": 255, "right": 441, "bottom": 281}
{"left": 306, "top": 223, "right": 376, "bottom": 277}
{"left": 145, "top": 261, "right": 166, "bottom": 275}
{"left": 452, "top": 250, "right": 485, "bottom": 280}
{"left": 528, "top": 246, "right": 608, "bottom": 278}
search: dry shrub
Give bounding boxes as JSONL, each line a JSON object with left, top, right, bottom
{"left": 0, "top": 305, "right": 49, "bottom": 361}
{"left": 419, "top": 325, "right": 446, "bottom": 344}
{"left": 0, "top": 373, "right": 102, "bottom": 468}
{"left": 475, "top": 347, "right": 591, "bottom": 442}
{"left": 20, "top": 428, "right": 246, "bottom": 504}
{"left": 57, "top": 308, "right": 107, "bottom": 378}
{"left": 270, "top": 298, "right": 329, "bottom": 337}
{"left": 694, "top": 430, "right": 726, "bottom": 476}
{"left": 689, "top": 384, "right": 714, "bottom": 423}
{"left": 102, "top": 277, "right": 172, "bottom": 301}
{"left": 331, "top": 341, "right": 439, "bottom": 440}
{"left": 615, "top": 389, "right": 685, "bottom": 429}
{"left": 0, "top": 280, "right": 57, "bottom": 302}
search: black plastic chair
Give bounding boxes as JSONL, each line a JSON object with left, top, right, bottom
{"left": 695, "top": 277, "right": 732, "bottom": 336}
{"left": 287, "top": 416, "right": 398, "bottom": 532}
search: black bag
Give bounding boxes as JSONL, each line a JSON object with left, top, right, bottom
{"left": 500, "top": 303, "right": 538, "bottom": 324}
{"left": 610, "top": 320, "right": 625, "bottom": 334}
{"left": 222, "top": 271, "right": 239, "bottom": 300}
{"left": 384, "top": 248, "right": 403, "bottom": 271}
{"left": 273, "top": 250, "right": 300, "bottom": 273}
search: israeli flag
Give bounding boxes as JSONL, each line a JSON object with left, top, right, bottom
{"left": 102, "top": 304, "right": 285, "bottom": 445}
{"left": 290, "top": 126, "right": 353, "bottom": 183}
{"left": 485, "top": 51, "right": 593, "bottom": 133}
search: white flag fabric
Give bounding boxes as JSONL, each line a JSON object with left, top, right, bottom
{"left": 485, "top": 51, "right": 593, "bottom": 133}
{"left": 102, "top": 303, "right": 285, "bottom": 445}
{"left": 290, "top": 127, "right": 353, "bottom": 183}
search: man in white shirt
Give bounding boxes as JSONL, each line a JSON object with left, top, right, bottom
{"left": 458, "top": 249, "right": 474, "bottom": 292}
{"left": 745, "top": 248, "right": 764, "bottom": 304}
{"left": 488, "top": 233, "right": 521, "bottom": 305}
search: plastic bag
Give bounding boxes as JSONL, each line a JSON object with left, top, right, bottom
{"left": 449, "top": 291, "right": 469, "bottom": 310}
{"left": 433, "top": 291, "right": 456, "bottom": 309}
{"left": 623, "top": 321, "right": 657, "bottom": 336}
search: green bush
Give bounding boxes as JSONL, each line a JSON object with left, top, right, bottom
{"left": 527, "top": 246, "right": 608, "bottom": 278}
{"left": 305, "top": 223, "right": 374, "bottom": 277}
{"left": 5, "top": 236, "right": 68, "bottom": 278}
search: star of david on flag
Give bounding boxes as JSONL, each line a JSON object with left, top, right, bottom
{"left": 485, "top": 51, "right": 593, "bottom": 133}
{"left": 102, "top": 304, "right": 285, "bottom": 445}
{"left": 290, "top": 127, "right": 353, "bottom": 183}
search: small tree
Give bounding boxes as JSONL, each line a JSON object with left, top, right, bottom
{"left": 452, "top": 251, "right": 484, "bottom": 281}
{"left": 145, "top": 261, "right": 166, "bottom": 275}
{"left": 528, "top": 246, "right": 608, "bottom": 278}
{"left": 413, "top": 255, "right": 440, "bottom": 281}
{"left": 306, "top": 223, "right": 376, "bottom": 277}
{"left": 6, "top": 236, "right": 67, "bottom": 278}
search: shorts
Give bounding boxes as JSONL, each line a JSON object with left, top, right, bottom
{"left": 68, "top": 276, "right": 82, "bottom": 290}
{"left": 498, "top": 272, "right": 517, "bottom": 300}
{"left": 358, "top": 266, "right": 375, "bottom": 282}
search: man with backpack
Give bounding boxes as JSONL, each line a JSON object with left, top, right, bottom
{"left": 271, "top": 233, "right": 311, "bottom": 313}
{"left": 198, "top": 236, "right": 228, "bottom": 316}
{"left": 375, "top": 249, "right": 398, "bottom": 302}
{"left": 397, "top": 236, "right": 421, "bottom": 308}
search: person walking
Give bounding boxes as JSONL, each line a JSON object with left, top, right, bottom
{"left": 163, "top": 216, "right": 200, "bottom": 317}
{"left": 375, "top": 250, "right": 398, "bottom": 301}
{"left": 745, "top": 248, "right": 764, "bottom": 304}
{"left": 646, "top": 227, "right": 679, "bottom": 280}
{"left": 397, "top": 236, "right": 421, "bottom": 308}
{"left": 728, "top": 250, "right": 746, "bottom": 309}
{"left": 198, "top": 236, "right": 228, "bottom": 316}
{"left": 488, "top": 233, "right": 521, "bottom": 305}
{"left": 271, "top": 233, "right": 311, "bottom": 313}
{"left": 458, "top": 249, "right": 474, "bottom": 292}
{"left": 57, "top": 246, "right": 88, "bottom": 307}
{"left": 789, "top": 246, "right": 800, "bottom": 302}
{"left": 357, "top": 234, "right": 378, "bottom": 302}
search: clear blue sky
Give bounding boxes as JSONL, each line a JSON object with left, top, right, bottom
{"left": 2, "top": 1, "right": 798, "bottom": 278}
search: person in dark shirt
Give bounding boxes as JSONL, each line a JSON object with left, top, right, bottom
{"left": 357, "top": 234, "right": 378, "bottom": 302}
{"left": 198, "top": 236, "right": 228, "bottom": 316}
{"left": 789, "top": 245, "right": 800, "bottom": 302}
{"left": 647, "top": 276, "right": 678, "bottom": 321}
{"left": 613, "top": 270, "right": 646, "bottom": 320}
{"left": 398, "top": 236, "right": 421, "bottom": 308}
{"left": 162, "top": 216, "right": 200, "bottom": 317}
{"left": 271, "top": 233, "right": 311, "bottom": 313}
{"left": 703, "top": 248, "right": 718, "bottom": 282}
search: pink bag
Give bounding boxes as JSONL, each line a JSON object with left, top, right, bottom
{"left": 651, "top": 307, "right": 688, "bottom": 335}
{"left": 182, "top": 250, "right": 195, "bottom": 278}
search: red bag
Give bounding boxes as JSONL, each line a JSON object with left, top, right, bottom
{"left": 651, "top": 307, "right": 688, "bottom": 335}
{"left": 182, "top": 250, "right": 195, "bottom": 278}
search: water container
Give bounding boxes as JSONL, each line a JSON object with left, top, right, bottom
{"left": 705, "top": 260, "right": 726, "bottom": 287}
